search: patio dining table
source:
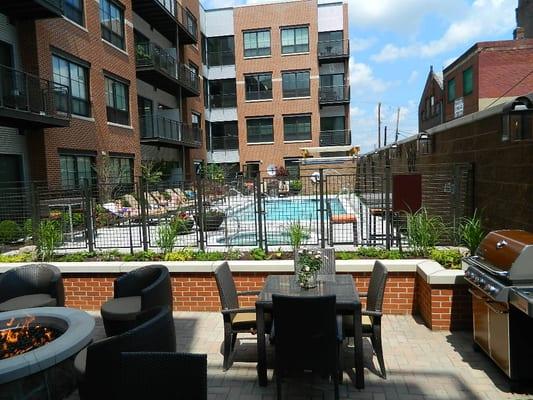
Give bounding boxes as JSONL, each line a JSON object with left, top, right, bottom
{"left": 255, "top": 274, "right": 364, "bottom": 389}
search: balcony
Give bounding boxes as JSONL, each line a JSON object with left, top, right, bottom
{"left": 135, "top": 42, "right": 199, "bottom": 97}
{"left": 132, "top": 0, "right": 197, "bottom": 44}
{"left": 319, "top": 130, "right": 351, "bottom": 146}
{"left": 0, "top": 0, "right": 62, "bottom": 20}
{"left": 209, "top": 94, "right": 237, "bottom": 109}
{"left": 319, "top": 85, "right": 350, "bottom": 105}
{"left": 140, "top": 114, "right": 201, "bottom": 148}
{"left": 207, "top": 136, "right": 239, "bottom": 151}
{"left": 317, "top": 39, "right": 350, "bottom": 63}
{"left": 0, "top": 65, "right": 70, "bottom": 129}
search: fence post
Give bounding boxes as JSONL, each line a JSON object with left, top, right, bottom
{"left": 319, "top": 168, "right": 326, "bottom": 249}
{"left": 255, "top": 173, "right": 264, "bottom": 251}
{"left": 30, "top": 182, "right": 40, "bottom": 246}
{"left": 196, "top": 176, "right": 205, "bottom": 251}
{"left": 138, "top": 177, "right": 149, "bottom": 252}
{"left": 82, "top": 179, "right": 95, "bottom": 253}
{"left": 385, "top": 151, "right": 391, "bottom": 250}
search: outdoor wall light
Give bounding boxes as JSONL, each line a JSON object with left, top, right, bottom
{"left": 417, "top": 132, "right": 432, "bottom": 155}
{"left": 501, "top": 95, "right": 533, "bottom": 142}
{"left": 389, "top": 143, "right": 399, "bottom": 160}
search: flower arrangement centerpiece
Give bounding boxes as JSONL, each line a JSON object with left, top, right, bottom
{"left": 296, "top": 248, "right": 322, "bottom": 289}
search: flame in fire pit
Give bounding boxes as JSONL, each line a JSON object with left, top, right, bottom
{"left": 0, "top": 315, "right": 62, "bottom": 360}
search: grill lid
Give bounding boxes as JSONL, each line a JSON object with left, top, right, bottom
{"left": 476, "top": 230, "right": 533, "bottom": 280}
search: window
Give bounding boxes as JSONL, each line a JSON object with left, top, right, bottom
{"left": 191, "top": 112, "right": 200, "bottom": 130}
{"left": 245, "top": 162, "right": 260, "bottom": 178}
{"left": 243, "top": 30, "right": 271, "bottom": 57}
{"left": 284, "top": 115, "right": 311, "bottom": 141}
{"left": 207, "top": 36, "right": 235, "bottom": 66}
{"left": 281, "top": 26, "right": 309, "bottom": 54}
{"left": 60, "top": 154, "right": 95, "bottom": 188}
{"left": 137, "top": 96, "right": 152, "bottom": 136}
{"left": 318, "top": 31, "right": 343, "bottom": 55}
{"left": 282, "top": 71, "right": 310, "bottom": 98}
{"left": 52, "top": 55, "right": 90, "bottom": 116}
{"left": 247, "top": 118, "right": 273, "bottom": 143}
{"left": 245, "top": 73, "right": 272, "bottom": 100}
{"left": 105, "top": 76, "right": 129, "bottom": 125}
{"left": 208, "top": 121, "right": 238, "bottom": 150}
{"left": 203, "top": 78, "right": 208, "bottom": 108}
{"left": 109, "top": 157, "right": 133, "bottom": 184}
{"left": 320, "top": 116, "right": 345, "bottom": 145}
{"left": 463, "top": 67, "right": 473, "bottom": 96}
{"left": 209, "top": 79, "right": 236, "bottom": 108}
{"left": 100, "top": 0, "right": 125, "bottom": 50}
{"left": 447, "top": 78, "right": 456, "bottom": 102}
{"left": 64, "top": 0, "right": 84, "bottom": 26}
{"left": 284, "top": 159, "right": 300, "bottom": 178}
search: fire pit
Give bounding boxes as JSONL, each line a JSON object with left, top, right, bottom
{"left": 0, "top": 307, "right": 95, "bottom": 399}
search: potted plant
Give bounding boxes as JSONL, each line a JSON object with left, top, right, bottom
{"left": 296, "top": 248, "right": 322, "bottom": 289}
{"left": 289, "top": 179, "right": 302, "bottom": 194}
{"left": 194, "top": 209, "right": 225, "bottom": 231}
{"left": 171, "top": 212, "right": 194, "bottom": 235}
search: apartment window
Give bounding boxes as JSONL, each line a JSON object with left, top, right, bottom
{"left": 209, "top": 79, "right": 236, "bottom": 108}
{"left": 284, "top": 159, "right": 300, "bottom": 178}
{"left": 284, "top": 115, "right": 311, "bottom": 141}
{"left": 247, "top": 118, "right": 273, "bottom": 143}
{"left": 60, "top": 154, "right": 95, "bottom": 188}
{"left": 281, "top": 26, "right": 309, "bottom": 54}
{"left": 209, "top": 121, "right": 238, "bottom": 150}
{"left": 100, "top": 0, "right": 125, "bottom": 50}
{"left": 203, "top": 78, "right": 208, "bottom": 108}
{"left": 64, "top": 0, "right": 84, "bottom": 26}
{"left": 463, "top": 67, "right": 473, "bottom": 96}
{"left": 105, "top": 76, "right": 129, "bottom": 125}
{"left": 318, "top": 31, "right": 343, "bottom": 55}
{"left": 109, "top": 156, "right": 133, "bottom": 184}
{"left": 245, "top": 162, "right": 260, "bottom": 178}
{"left": 52, "top": 55, "right": 90, "bottom": 116}
{"left": 207, "top": 36, "right": 235, "bottom": 67}
{"left": 447, "top": 78, "right": 456, "bottom": 102}
{"left": 282, "top": 70, "right": 310, "bottom": 98}
{"left": 137, "top": 96, "right": 153, "bottom": 136}
{"left": 243, "top": 30, "right": 271, "bottom": 57}
{"left": 245, "top": 73, "right": 272, "bottom": 100}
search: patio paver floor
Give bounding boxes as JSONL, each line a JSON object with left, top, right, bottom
{"left": 67, "top": 312, "right": 533, "bottom": 400}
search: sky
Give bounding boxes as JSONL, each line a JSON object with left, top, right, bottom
{"left": 201, "top": 0, "right": 518, "bottom": 153}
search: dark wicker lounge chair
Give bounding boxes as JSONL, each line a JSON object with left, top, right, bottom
{"left": 119, "top": 352, "right": 207, "bottom": 400}
{"left": 74, "top": 306, "right": 176, "bottom": 400}
{"left": 0, "top": 263, "right": 64, "bottom": 311}
{"left": 342, "top": 260, "right": 389, "bottom": 378}
{"left": 272, "top": 294, "right": 342, "bottom": 400}
{"left": 100, "top": 265, "right": 173, "bottom": 336}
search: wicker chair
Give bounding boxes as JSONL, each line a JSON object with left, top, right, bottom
{"left": 119, "top": 352, "right": 207, "bottom": 400}
{"left": 341, "top": 260, "right": 389, "bottom": 378}
{"left": 272, "top": 294, "right": 342, "bottom": 400}
{"left": 0, "top": 264, "right": 64, "bottom": 311}
{"left": 294, "top": 247, "right": 336, "bottom": 277}
{"left": 101, "top": 265, "right": 173, "bottom": 336}
{"left": 74, "top": 306, "right": 176, "bottom": 400}
{"left": 214, "top": 261, "right": 270, "bottom": 371}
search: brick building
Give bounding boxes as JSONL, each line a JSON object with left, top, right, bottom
{"left": 515, "top": 0, "right": 533, "bottom": 39}
{"left": 418, "top": 65, "right": 444, "bottom": 132}
{"left": 201, "top": 0, "right": 351, "bottom": 178}
{"left": 442, "top": 39, "right": 533, "bottom": 125}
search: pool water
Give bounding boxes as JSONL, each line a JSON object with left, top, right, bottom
{"left": 231, "top": 198, "right": 346, "bottom": 222}
{"left": 216, "top": 230, "right": 310, "bottom": 246}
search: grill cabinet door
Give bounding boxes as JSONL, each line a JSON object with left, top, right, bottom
{"left": 470, "top": 289, "right": 489, "bottom": 353}
{"left": 488, "top": 301, "right": 510, "bottom": 377}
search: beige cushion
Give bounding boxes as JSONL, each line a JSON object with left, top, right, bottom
{"left": 341, "top": 314, "right": 373, "bottom": 336}
{"left": 232, "top": 312, "right": 256, "bottom": 330}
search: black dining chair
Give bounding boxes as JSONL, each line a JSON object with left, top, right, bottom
{"left": 119, "top": 352, "right": 207, "bottom": 400}
{"left": 272, "top": 294, "right": 342, "bottom": 400}
{"left": 342, "top": 260, "right": 389, "bottom": 378}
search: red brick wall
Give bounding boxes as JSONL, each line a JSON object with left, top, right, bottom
{"left": 415, "top": 275, "right": 472, "bottom": 331}
{"left": 62, "top": 271, "right": 417, "bottom": 314}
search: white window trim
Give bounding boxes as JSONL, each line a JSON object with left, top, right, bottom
{"left": 246, "top": 141, "right": 274, "bottom": 145}
{"left": 101, "top": 38, "right": 129, "bottom": 56}
{"left": 107, "top": 121, "right": 133, "bottom": 130}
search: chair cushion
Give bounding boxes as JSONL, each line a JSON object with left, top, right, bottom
{"left": 232, "top": 312, "right": 257, "bottom": 330}
{"left": 101, "top": 296, "right": 141, "bottom": 321}
{"left": 74, "top": 347, "right": 87, "bottom": 378}
{"left": 341, "top": 314, "right": 373, "bottom": 336}
{"left": 0, "top": 294, "right": 56, "bottom": 311}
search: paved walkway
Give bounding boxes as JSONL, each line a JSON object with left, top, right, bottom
{"left": 69, "top": 313, "right": 532, "bottom": 400}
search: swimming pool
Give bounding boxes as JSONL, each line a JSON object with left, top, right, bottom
{"left": 229, "top": 198, "right": 346, "bottom": 222}
{"left": 216, "top": 230, "right": 311, "bottom": 246}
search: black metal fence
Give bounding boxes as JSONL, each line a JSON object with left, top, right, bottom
{"left": 0, "top": 163, "right": 472, "bottom": 253}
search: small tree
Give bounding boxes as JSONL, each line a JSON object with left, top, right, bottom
{"left": 37, "top": 220, "right": 62, "bottom": 261}
{"left": 287, "top": 221, "right": 308, "bottom": 253}
{"left": 93, "top": 154, "right": 130, "bottom": 202}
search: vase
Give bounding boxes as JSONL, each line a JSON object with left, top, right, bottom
{"left": 298, "top": 269, "right": 318, "bottom": 289}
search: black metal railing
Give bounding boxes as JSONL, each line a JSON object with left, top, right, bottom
{"left": 283, "top": 88, "right": 310, "bottom": 98}
{"left": 209, "top": 93, "right": 237, "bottom": 108}
{"left": 177, "top": 63, "right": 199, "bottom": 93}
{"left": 140, "top": 113, "right": 201, "bottom": 147}
{"left": 319, "top": 85, "right": 350, "bottom": 104}
{"left": 208, "top": 136, "right": 239, "bottom": 151}
{"left": 317, "top": 39, "right": 350, "bottom": 58}
{"left": 175, "top": 1, "right": 197, "bottom": 41}
{"left": 0, "top": 64, "right": 70, "bottom": 121}
{"left": 320, "top": 130, "right": 351, "bottom": 146}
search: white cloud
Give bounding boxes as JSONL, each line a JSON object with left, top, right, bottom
{"left": 349, "top": 57, "right": 391, "bottom": 95}
{"left": 407, "top": 70, "right": 419, "bottom": 84}
{"left": 350, "top": 37, "right": 377, "bottom": 52}
{"left": 371, "top": 0, "right": 516, "bottom": 62}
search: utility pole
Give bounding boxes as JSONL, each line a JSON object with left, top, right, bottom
{"left": 384, "top": 126, "right": 387, "bottom": 146}
{"left": 395, "top": 107, "right": 400, "bottom": 143}
{"left": 377, "top": 102, "right": 381, "bottom": 148}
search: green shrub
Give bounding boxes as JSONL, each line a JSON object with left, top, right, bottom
{"left": 60, "top": 252, "right": 95, "bottom": 262}
{"left": 37, "top": 220, "right": 63, "bottom": 261}
{"left": 0, "top": 253, "right": 34, "bottom": 263}
{"left": 286, "top": 221, "right": 308, "bottom": 252}
{"left": 98, "top": 249, "right": 122, "bottom": 261}
{"left": 195, "top": 251, "right": 225, "bottom": 261}
{"left": 430, "top": 248, "right": 463, "bottom": 269}
{"left": 123, "top": 251, "right": 158, "bottom": 262}
{"left": 405, "top": 208, "right": 446, "bottom": 256}
{"left": 250, "top": 247, "right": 268, "bottom": 260}
{"left": 458, "top": 210, "right": 484, "bottom": 255}
{"left": 22, "top": 219, "right": 33, "bottom": 242}
{"left": 156, "top": 224, "right": 178, "bottom": 255}
{"left": 356, "top": 247, "right": 387, "bottom": 258}
{"left": 226, "top": 248, "right": 242, "bottom": 260}
{"left": 336, "top": 251, "right": 359, "bottom": 260}
{"left": 0, "top": 220, "right": 21, "bottom": 244}
{"left": 289, "top": 179, "right": 302, "bottom": 192}
{"left": 164, "top": 248, "right": 195, "bottom": 261}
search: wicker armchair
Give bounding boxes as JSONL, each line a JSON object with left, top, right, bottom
{"left": 101, "top": 265, "right": 173, "bottom": 336}
{"left": 272, "top": 294, "right": 342, "bottom": 400}
{"left": 0, "top": 264, "right": 64, "bottom": 311}
{"left": 119, "top": 352, "right": 207, "bottom": 400}
{"left": 214, "top": 261, "right": 270, "bottom": 371}
{"left": 75, "top": 306, "right": 176, "bottom": 400}
{"left": 342, "top": 260, "right": 389, "bottom": 378}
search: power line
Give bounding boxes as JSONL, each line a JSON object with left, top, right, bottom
{"left": 482, "top": 67, "right": 533, "bottom": 111}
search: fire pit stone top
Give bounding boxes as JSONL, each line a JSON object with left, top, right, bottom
{"left": 0, "top": 307, "right": 95, "bottom": 384}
